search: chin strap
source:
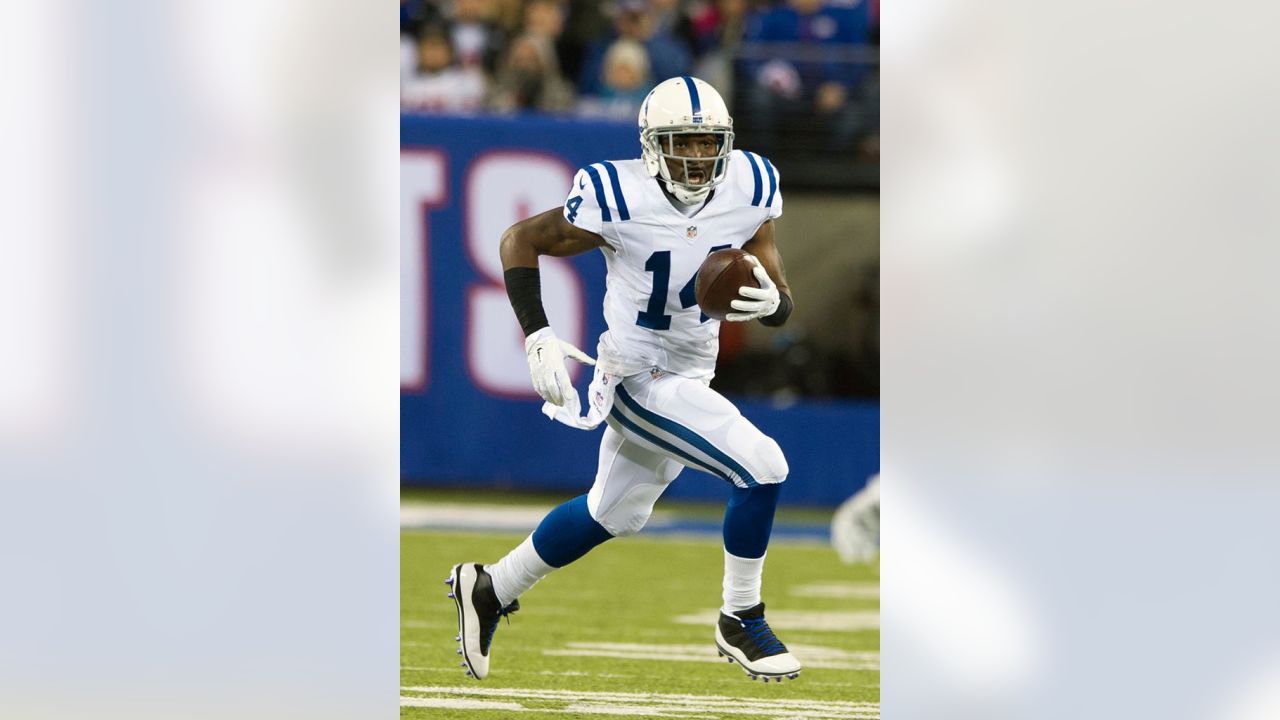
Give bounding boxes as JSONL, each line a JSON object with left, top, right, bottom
{"left": 664, "top": 179, "right": 711, "bottom": 205}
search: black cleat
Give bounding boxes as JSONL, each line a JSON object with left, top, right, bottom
{"left": 449, "top": 563, "right": 519, "bottom": 680}
{"left": 714, "top": 603, "right": 802, "bottom": 680}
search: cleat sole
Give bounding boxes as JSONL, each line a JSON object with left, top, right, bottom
{"left": 449, "top": 564, "right": 481, "bottom": 681}
{"left": 715, "top": 626, "right": 802, "bottom": 682}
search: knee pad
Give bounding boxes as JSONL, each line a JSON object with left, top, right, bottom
{"left": 753, "top": 436, "right": 789, "bottom": 485}
{"left": 723, "top": 416, "right": 789, "bottom": 487}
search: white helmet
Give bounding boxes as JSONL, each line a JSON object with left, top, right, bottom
{"left": 638, "top": 76, "right": 735, "bottom": 204}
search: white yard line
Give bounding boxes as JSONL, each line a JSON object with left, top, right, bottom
{"left": 400, "top": 696, "right": 525, "bottom": 711}
{"left": 564, "top": 702, "right": 722, "bottom": 718}
{"left": 402, "top": 666, "right": 635, "bottom": 678}
{"left": 541, "top": 642, "right": 878, "bottom": 671}
{"left": 789, "top": 582, "right": 880, "bottom": 600}
{"left": 402, "top": 685, "right": 880, "bottom": 720}
{"left": 672, "top": 609, "right": 880, "bottom": 632}
{"left": 400, "top": 503, "right": 551, "bottom": 531}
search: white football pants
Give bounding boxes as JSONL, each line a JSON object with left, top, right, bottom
{"left": 586, "top": 370, "right": 789, "bottom": 536}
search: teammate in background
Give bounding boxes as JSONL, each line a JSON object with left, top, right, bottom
{"left": 448, "top": 77, "right": 799, "bottom": 682}
{"left": 832, "top": 474, "right": 880, "bottom": 564}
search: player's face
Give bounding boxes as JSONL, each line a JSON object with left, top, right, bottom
{"left": 663, "top": 133, "right": 719, "bottom": 186}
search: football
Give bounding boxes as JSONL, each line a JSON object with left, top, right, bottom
{"left": 694, "top": 248, "right": 758, "bottom": 321}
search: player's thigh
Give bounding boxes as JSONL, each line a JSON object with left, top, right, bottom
{"left": 608, "top": 373, "right": 788, "bottom": 488}
{"left": 587, "top": 424, "right": 683, "bottom": 536}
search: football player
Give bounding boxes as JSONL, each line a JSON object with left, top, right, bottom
{"left": 448, "top": 76, "right": 799, "bottom": 682}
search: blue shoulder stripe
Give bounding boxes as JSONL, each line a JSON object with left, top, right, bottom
{"left": 584, "top": 165, "right": 612, "bottom": 222}
{"left": 762, "top": 156, "right": 778, "bottom": 208}
{"left": 743, "top": 152, "right": 763, "bottom": 207}
{"left": 601, "top": 161, "right": 630, "bottom": 221}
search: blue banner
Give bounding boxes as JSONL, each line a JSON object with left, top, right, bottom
{"left": 401, "top": 112, "right": 878, "bottom": 507}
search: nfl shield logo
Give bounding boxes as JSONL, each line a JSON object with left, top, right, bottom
{"left": 686, "top": 226, "right": 698, "bottom": 238}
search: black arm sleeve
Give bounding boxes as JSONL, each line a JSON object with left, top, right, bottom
{"left": 758, "top": 292, "right": 793, "bottom": 327}
{"left": 504, "top": 267, "right": 550, "bottom": 336}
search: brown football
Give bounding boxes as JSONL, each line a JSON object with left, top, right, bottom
{"left": 694, "top": 248, "right": 758, "bottom": 321}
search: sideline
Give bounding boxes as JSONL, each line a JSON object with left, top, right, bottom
{"left": 401, "top": 502, "right": 832, "bottom": 542}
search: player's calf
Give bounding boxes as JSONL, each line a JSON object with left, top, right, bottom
{"left": 447, "top": 563, "right": 519, "bottom": 680}
{"left": 714, "top": 602, "right": 802, "bottom": 681}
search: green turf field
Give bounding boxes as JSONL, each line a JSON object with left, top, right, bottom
{"left": 402, "top": 527, "right": 879, "bottom": 719}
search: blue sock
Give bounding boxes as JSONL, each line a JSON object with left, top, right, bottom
{"left": 531, "top": 494, "right": 615, "bottom": 568}
{"left": 723, "top": 483, "right": 781, "bottom": 559}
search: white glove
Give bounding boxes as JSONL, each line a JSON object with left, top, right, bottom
{"left": 524, "top": 326, "right": 595, "bottom": 407}
{"left": 725, "top": 255, "right": 781, "bottom": 322}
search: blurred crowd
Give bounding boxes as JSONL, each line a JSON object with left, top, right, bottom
{"left": 403, "top": 0, "right": 880, "bottom": 400}
{"left": 401, "top": 0, "right": 879, "bottom": 162}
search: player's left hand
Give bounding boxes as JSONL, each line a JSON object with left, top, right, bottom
{"left": 725, "top": 255, "right": 781, "bottom": 322}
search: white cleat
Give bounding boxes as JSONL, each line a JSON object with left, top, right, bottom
{"left": 448, "top": 563, "right": 519, "bottom": 680}
{"left": 715, "top": 603, "right": 802, "bottom": 681}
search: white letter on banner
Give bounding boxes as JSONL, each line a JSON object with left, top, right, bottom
{"left": 465, "top": 152, "right": 584, "bottom": 398}
{"left": 401, "top": 150, "right": 447, "bottom": 390}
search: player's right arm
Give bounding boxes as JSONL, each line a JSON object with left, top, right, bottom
{"left": 500, "top": 207, "right": 608, "bottom": 274}
{"left": 500, "top": 208, "right": 607, "bottom": 407}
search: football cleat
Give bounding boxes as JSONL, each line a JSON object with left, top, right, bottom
{"left": 449, "top": 562, "right": 519, "bottom": 680}
{"left": 715, "top": 603, "right": 802, "bottom": 681}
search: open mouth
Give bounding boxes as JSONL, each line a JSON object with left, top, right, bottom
{"left": 685, "top": 169, "right": 707, "bottom": 185}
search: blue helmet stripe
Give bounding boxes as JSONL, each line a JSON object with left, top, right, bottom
{"left": 601, "top": 161, "right": 630, "bottom": 221}
{"left": 763, "top": 156, "right": 778, "bottom": 207}
{"left": 584, "top": 165, "right": 612, "bottom": 222}
{"left": 615, "top": 386, "right": 758, "bottom": 487}
{"left": 744, "top": 152, "right": 763, "bottom": 206}
{"left": 682, "top": 75, "right": 702, "bottom": 120}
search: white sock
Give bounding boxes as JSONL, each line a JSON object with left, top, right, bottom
{"left": 721, "top": 550, "right": 766, "bottom": 614}
{"left": 486, "top": 534, "right": 555, "bottom": 607}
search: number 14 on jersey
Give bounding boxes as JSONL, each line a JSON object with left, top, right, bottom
{"left": 636, "top": 245, "right": 729, "bottom": 329}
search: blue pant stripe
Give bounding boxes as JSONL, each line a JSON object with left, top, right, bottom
{"left": 601, "top": 161, "right": 630, "bottom": 221}
{"left": 608, "top": 406, "right": 728, "bottom": 482}
{"left": 615, "top": 385, "right": 758, "bottom": 487}
{"left": 763, "top": 156, "right": 777, "bottom": 208}
{"left": 744, "top": 152, "right": 763, "bottom": 206}
{"left": 584, "top": 165, "right": 612, "bottom": 222}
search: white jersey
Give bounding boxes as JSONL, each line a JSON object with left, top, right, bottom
{"left": 563, "top": 149, "right": 782, "bottom": 379}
